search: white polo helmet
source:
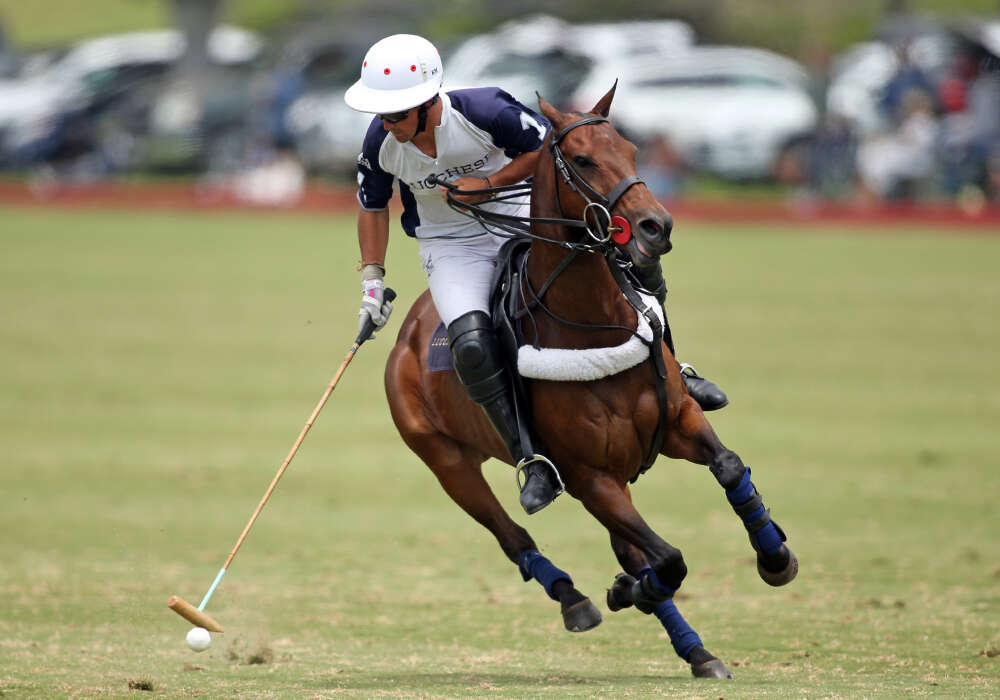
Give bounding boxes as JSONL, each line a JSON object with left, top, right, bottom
{"left": 344, "top": 34, "right": 443, "bottom": 114}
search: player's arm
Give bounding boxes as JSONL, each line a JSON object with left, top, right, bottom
{"left": 358, "top": 208, "right": 389, "bottom": 268}
{"left": 355, "top": 120, "right": 394, "bottom": 332}
{"left": 486, "top": 150, "right": 541, "bottom": 188}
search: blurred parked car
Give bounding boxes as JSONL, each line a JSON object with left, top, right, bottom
{"left": 0, "top": 26, "right": 262, "bottom": 172}
{"left": 445, "top": 14, "right": 695, "bottom": 109}
{"left": 571, "top": 46, "right": 818, "bottom": 180}
{"left": 263, "top": 32, "right": 380, "bottom": 175}
{"left": 444, "top": 17, "right": 814, "bottom": 180}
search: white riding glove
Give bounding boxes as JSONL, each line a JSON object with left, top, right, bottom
{"left": 359, "top": 264, "right": 393, "bottom": 334}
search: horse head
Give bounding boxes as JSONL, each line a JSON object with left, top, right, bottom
{"left": 536, "top": 83, "right": 674, "bottom": 269}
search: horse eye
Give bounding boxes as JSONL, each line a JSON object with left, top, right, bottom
{"left": 573, "top": 154, "right": 596, "bottom": 169}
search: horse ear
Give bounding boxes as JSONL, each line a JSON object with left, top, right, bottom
{"left": 591, "top": 80, "right": 618, "bottom": 117}
{"left": 537, "top": 92, "right": 565, "bottom": 129}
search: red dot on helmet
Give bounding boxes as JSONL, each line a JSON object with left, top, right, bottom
{"left": 611, "top": 216, "right": 632, "bottom": 245}
{"left": 410, "top": 64, "right": 417, "bottom": 72}
{"left": 384, "top": 67, "right": 391, "bottom": 75}
{"left": 363, "top": 61, "right": 367, "bottom": 68}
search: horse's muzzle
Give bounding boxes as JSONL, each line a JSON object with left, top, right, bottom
{"left": 631, "top": 211, "right": 673, "bottom": 262}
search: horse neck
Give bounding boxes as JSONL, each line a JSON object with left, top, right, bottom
{"left": 526, "top": 173, "right": 636, "bottom": 347}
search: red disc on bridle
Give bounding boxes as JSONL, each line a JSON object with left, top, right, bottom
{"left": 610, "top": 216, "right": 631, "bottom": 245}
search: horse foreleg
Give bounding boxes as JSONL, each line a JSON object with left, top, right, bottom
{"left": 663, "top": 397, "right": 798, "bottom": 586}
{"left": 418, "top": 436, "right": 601, "bottom": 632}
{"left": 604, "top": 497, "right": 733, "bottom": 679}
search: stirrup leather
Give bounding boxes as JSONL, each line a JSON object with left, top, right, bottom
{"left": 515, "top": 454, "right": 565, "bottom": 497}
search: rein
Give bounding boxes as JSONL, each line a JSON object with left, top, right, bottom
{"left": 433, "top": 117, "right": 641, "bottom": 250}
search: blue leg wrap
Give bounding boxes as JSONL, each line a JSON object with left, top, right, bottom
{"left": 726, "top": 468, "right": 783, "bottom": 555}
{"left": 654, "top": 598, "right": 703, "bottom": 661}
{"left": 518, "top": 549, "right": 572, "bottom": 601}
{"left": 637, "top": 566, "right": 679, "bottom": 597}
{"left": 631, "top": 566, "right": 679, "bottom": 614}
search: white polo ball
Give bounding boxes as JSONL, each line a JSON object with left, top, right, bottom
{"left": 186, "top": 626, "right": 212, "bottom": 652}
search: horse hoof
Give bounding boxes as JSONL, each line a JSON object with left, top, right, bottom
{"left": 563, "top": 597, "right": 603, "bottom": 632}
{"left": 691, "top": 659, "right": 734, "bottom": 679}
{"left": 758, "top": 545, "right": 799, "bottom": 586}
{"left": 606, "top": 572, "right": 636, "bottom": 612}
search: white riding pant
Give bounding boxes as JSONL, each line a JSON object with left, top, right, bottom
{"left": 417, "top": 231, "right": 506, "bottom": 327}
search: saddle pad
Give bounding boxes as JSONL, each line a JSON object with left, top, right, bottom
{"left": 517, "top": 291, "right": 663, "bottom": 381}
{"left": 427, "top": 321, "right": 453, "bottom": 372}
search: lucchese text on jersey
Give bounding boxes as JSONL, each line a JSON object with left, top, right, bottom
{"left": 408, "top": 154, "right": 492, "bottom": 191}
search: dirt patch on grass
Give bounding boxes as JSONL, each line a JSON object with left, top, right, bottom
{"left": 226, "top": 635, "right": 275, "bottom": 665}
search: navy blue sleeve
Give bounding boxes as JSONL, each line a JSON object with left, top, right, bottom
{"left": 447, "top": 87, "right": 550, "bottom": 158}
{"left": 397, "top": 181, "right": 420, "bottom": 237}
{"left": 356, "top": 116, "right": 393, "bottom": 210}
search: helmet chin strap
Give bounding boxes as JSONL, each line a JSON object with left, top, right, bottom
{"left": 414, "top": 94, "right": 439, "bottom": 136}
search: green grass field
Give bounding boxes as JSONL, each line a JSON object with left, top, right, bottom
{"left": 1, "top": 205, "right": 998, "bottom": 698}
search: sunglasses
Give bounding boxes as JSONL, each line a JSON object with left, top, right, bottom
{"left": 378, "top": 109, "right": 410, "bottom": 124}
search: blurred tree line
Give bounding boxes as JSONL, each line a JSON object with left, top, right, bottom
{"left": 287, "top": 0, "right": 1000, "bottom": 59}
{"left": 0, "top": 0, "right": 997, "bottom": 58}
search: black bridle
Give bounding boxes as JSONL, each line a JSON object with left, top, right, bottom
{"left": 548, "top": 115, "right": 644, "bottom": 243}
{"left": 434, "top": 115, "right": 643, "bottom": 250}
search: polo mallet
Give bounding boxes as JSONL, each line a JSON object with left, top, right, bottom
{"left": 168, "top": 288, "right": 397, "bottom": 632}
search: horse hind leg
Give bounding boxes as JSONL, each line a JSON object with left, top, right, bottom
{"left": 387, "top": 324, "right": 599, "bottom": 631}
{"left": 576, "top": 474, "right": 731, "bottom": 676}
{"left": 405, "top": 428, "right": 601, "bottom": 632}
{"left": 708, "top": 449, "right": 799, "bottom": 586}
{"left": 606, "top": 531, "right": 733, "bottom": 679}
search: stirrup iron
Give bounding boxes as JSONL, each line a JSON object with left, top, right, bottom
{"left": 679, "top": 362, "right": 701, "bottom": 379}
{"left": 515, "top": 454, "right": 565, "bottom": 496}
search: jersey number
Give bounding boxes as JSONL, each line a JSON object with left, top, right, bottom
{"left": 519, "top": 112, "right": 546, "bottom": 141}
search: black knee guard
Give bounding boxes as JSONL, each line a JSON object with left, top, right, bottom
{"left": 448, "top": 311, "right": 507, "bottom": 404}
{"left": 449, "top": 311, "right": 523, "bottom": 462}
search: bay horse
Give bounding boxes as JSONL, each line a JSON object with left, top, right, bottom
{"left": 384, "top": 85, "right": 797, "bottom": 679}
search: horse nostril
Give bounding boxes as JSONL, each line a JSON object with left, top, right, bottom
{"left": 639, "top": 216, "right": 671, "bottom": 239}
{"left": 639, "top": 219, "right": 661, "bottom": 237}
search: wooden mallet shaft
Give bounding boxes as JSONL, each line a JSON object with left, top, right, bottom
{"left": 165, "top": 289, "right": 396, "bottom": 634}
{"left": 167, "top": 595, "right": 225, "bottom": 632}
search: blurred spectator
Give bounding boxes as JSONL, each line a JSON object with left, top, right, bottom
{"left": 856, "top": 87, "right": 938, "bottom": 201}
{"left": 938, "top": 47, "right": 1000, "bottom": 199}
{"left": 879, "top": 41, "right": 937, "bottom": 128}
{"left": 637, "top": 134, "right": 686, "bottom": 199}
{"left": 808, "top": 114, "right": 858, "bottom": 199}
{"left": 987, "top": 147, "right": 1000, "bottom": 201}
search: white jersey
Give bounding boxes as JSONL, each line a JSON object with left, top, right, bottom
{"left": 356, "top": 88, "right": 549, "bottom": 240}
